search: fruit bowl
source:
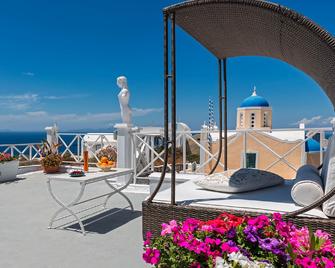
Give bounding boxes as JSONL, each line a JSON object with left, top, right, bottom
{"left": 96, "top": 163, "right": 113, "bottom": 172}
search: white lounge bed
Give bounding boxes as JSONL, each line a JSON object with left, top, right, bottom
{"left": 153, "top": 179, "right": 328, "bottom": 219}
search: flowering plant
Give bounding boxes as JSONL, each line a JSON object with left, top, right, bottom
{"left": 0, "top": 152, "right": 16, "bottom": 163}
{"left": 39, "top": 140, "right": 62, "bottom": 167}
{"left": 143, "top": 213, "right": 335, "bottom": 267}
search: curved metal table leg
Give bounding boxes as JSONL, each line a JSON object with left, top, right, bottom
{"left": 47, "top": 179, "right": 87, "bottom": 235}
{"left": 103, "top": 173, "right": 134, "bottom": 211}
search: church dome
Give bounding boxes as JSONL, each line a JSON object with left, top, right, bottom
{"left": 305, "top": 139, "right": 320, "bottom": 152}
{"left": 240, "top": 87, "right": 270, "bottom": 108}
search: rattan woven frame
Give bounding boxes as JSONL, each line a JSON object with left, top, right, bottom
{"left": 164, "top": 0, "right": 335, "bottom": 106}
{"left": 143, "top": 0, "right": 335, "bottom": 239}
{"left": 142, "top": 201, "right": 335, "bottom": 238}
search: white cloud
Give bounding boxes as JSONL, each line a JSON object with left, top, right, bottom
{"left": 22, "top": 72, "right": 35, "bottom": 76}
{"left": 43, "top": 94, "right": 89, "bottom": 100}
{"left": 292, "top": 115, "right": 334, "bottom": 126}
{"left": 0, "top": 93, "right": 89, "bottom": 111}
{"left": 0, "top": 107, "right": 162, "bottom": 131}
{"left": 0, "top": 94, "right": 39, "bottom": 110}
{"left": 26, "top": 111, "right": 48, "bottom": 117}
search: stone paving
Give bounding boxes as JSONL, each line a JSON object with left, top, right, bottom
{"left": 0, "top": 172, "right": 150, "bottom": 268}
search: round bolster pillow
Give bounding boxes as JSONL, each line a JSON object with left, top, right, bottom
{"left": 291, "top": 165, "right": 324, "bottom": 207}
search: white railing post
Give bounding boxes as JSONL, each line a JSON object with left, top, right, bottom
{"left": 199, "top": 125, "right": 208, "bottom": 173}
{"left": 182, "top": 132, "right": 187, "bottom": 173}
{"left": 29, "top": 145, "right": 33, "bottom": 161}
{"left": 150, "top": 136, "right": 155, "bottom": 172}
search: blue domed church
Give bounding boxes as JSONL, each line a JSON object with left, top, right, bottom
{"left": 236, "top": 87, "right": 272, "bottom": 130}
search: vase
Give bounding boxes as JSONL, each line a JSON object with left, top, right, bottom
{"left": 43, "top": 165, "right": 60, "bottom": 174}
{"left": 0, "top": 160, "right": 19, "bottom": 182}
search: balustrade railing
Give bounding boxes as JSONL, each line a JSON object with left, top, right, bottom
{"left": 0, "top": 143, "right": 43, "bottom": 162}
{"left": 0, "top": 127, "right": 332, "bottom": 181}
{"left": 57, "top": 133, "right": 116, "bottom": 163}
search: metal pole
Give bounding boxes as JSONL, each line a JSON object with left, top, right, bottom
{"left": 148, "top": 12, "right": 169, "bottom": 202}
{"left": 223, "top": 58, "right": 228, "bottom": 171}
{"left": 209, "top": 59, "right": 223, "bottom": 174}
{"left": 171, "top": 12, "right": 176, "bottom": 205}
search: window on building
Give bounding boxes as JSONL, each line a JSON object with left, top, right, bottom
{"left": 239, "top": 113, "right": 243, "bottom": 126}
{"left": 245, "top": 153, "right": 257, "bottom": 168}
{"left": 263, "top": 112, "right": 268, "bottom": 127}
{"left": 250, "top": 113, "right": 255, "bottom": 128}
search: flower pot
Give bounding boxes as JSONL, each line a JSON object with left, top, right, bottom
{"left": 0, "top": 160, "right": 19, "bottom": 182}
{"left": 43, "top": 165, "right": 60, "bottom": 174}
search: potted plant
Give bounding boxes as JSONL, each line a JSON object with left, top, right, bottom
{"left": 0, "top": 152, "right": 19, "bottom": 182}
{"left": 40, "top": 141, "right": 62, "bottom": 173}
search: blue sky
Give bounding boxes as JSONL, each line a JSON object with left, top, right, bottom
{"left": 0, "top": 0, "right": 334, "bottom": 131}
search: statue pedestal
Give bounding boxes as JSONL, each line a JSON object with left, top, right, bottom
{"left": 115, "top": 123, "right": 133, "bottom": 184}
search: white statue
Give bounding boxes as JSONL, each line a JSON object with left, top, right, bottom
{"left": 116, "top": 76, "right": 132, "bottom": 125}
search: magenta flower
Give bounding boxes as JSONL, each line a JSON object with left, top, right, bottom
{"left": 322, "top": 257, "right": 335, "bottom": 268}
{"left": 142, "top": 248, "right": 160, "bottom": 265}
{"left": 247, "top": 215, "right": 270, "bottom": 229}
{"left": 295, "top": 257, "right": 318, "bottom": 268}
{"left": 221, "top": 241, "right": 239, "bottom": 254}
{"left": 161, "top": 220, "right": 178, "bottom": 236}
{"left": 144, "top": 231, "right": 152, "bottom": 246}
{"left": 143, "top": 213, "right": 335, "bottom": 267}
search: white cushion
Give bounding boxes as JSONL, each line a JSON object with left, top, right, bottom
{"left": 194, "top": 168, "right": 284, "bottom": 193}
{"left": 152, "top": 180, "right": 328, "bottom": 218}
{"left": 321, "top": 135, "right": 335, "bottom": 185}
{"left": 291, "top": 165, "right": 323, "bottom": 207}
{"left": 322, "top": 135, "right": 335, "bottom": 217}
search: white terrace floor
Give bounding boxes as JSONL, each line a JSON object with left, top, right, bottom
{"left": 0, "top": 171, "right": 150, "bottom": 268}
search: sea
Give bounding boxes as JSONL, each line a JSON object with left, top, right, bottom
{"left": 0, "top": 132, "right": 46, "bottom": 145}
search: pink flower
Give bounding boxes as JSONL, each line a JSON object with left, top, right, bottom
{"left": 221, "top": 241, "right": 239, "bottom": 254}
{"left": 322, "top": 257, "right": 335, "bottom": 268}
{"left": 182, "top": 218, "right": 202, "bottom": 233}
{"left": 273, "top": 212, "right": 282, "bottom": 221}
{"left": 247, "top": 215, "right": 270, "bottom": 229}
{"left": 289, "top": 227, "right": 310, "bottom": 250}
{"left": 161, "top": 220, "right": 178, "bottom": 236}
{"left": 143, "top": 248, "right": 160, "bottom": 265}
{"left": 295, "top": 257, "right": 318, "bottom": 268}
{"left": 190, "top": 262, "right": 201, "bottom": 268}
{"left": 315, "top": 229, "right": 331, "bottom": 240}
{"left": 201, "top": 224, "right": 213, "bottom": 232}
{"left": 144, "top": 231, "right": 152, "bottom": 246}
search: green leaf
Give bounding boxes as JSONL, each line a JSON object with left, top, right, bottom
{"left": 308, "top": 226, "right": 316, "bottom": 251}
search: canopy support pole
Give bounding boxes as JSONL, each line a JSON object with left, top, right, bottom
{"left": 148, "top": 12, "right": 170, "bottom": 203}
{"left": 171, "top": 12, "right": 176, "bottom": 205}
{"left": 223, "top": 58, "right": 228, "bottom": 171}
{"left": 209, "top": 58, "right": 228, "bottom": 174}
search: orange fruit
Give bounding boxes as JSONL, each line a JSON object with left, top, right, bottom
{"left": 100, "top": 157, "right": 108, "bottom": 163}
{"left": 108, "top": 161, "right": 114, "bottom": 166}
{"left": 101, "top": 163, "right": 108, "bottom": 167}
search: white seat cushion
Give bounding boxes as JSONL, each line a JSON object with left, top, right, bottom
{"left": 321, "top": 135, "right": 335, "bottom": 217}
{"left": 152, "top": 179, "right": 328, "bottom": 219}
{"left": 195, "top": 168, "right": 284, "bottom": 193}
{"left": 292, "top": 165, "right": 324, "bottom": 207}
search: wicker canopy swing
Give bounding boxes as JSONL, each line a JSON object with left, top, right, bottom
{"left": 142, "top": 0, "right": 335, "bottom": 237}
